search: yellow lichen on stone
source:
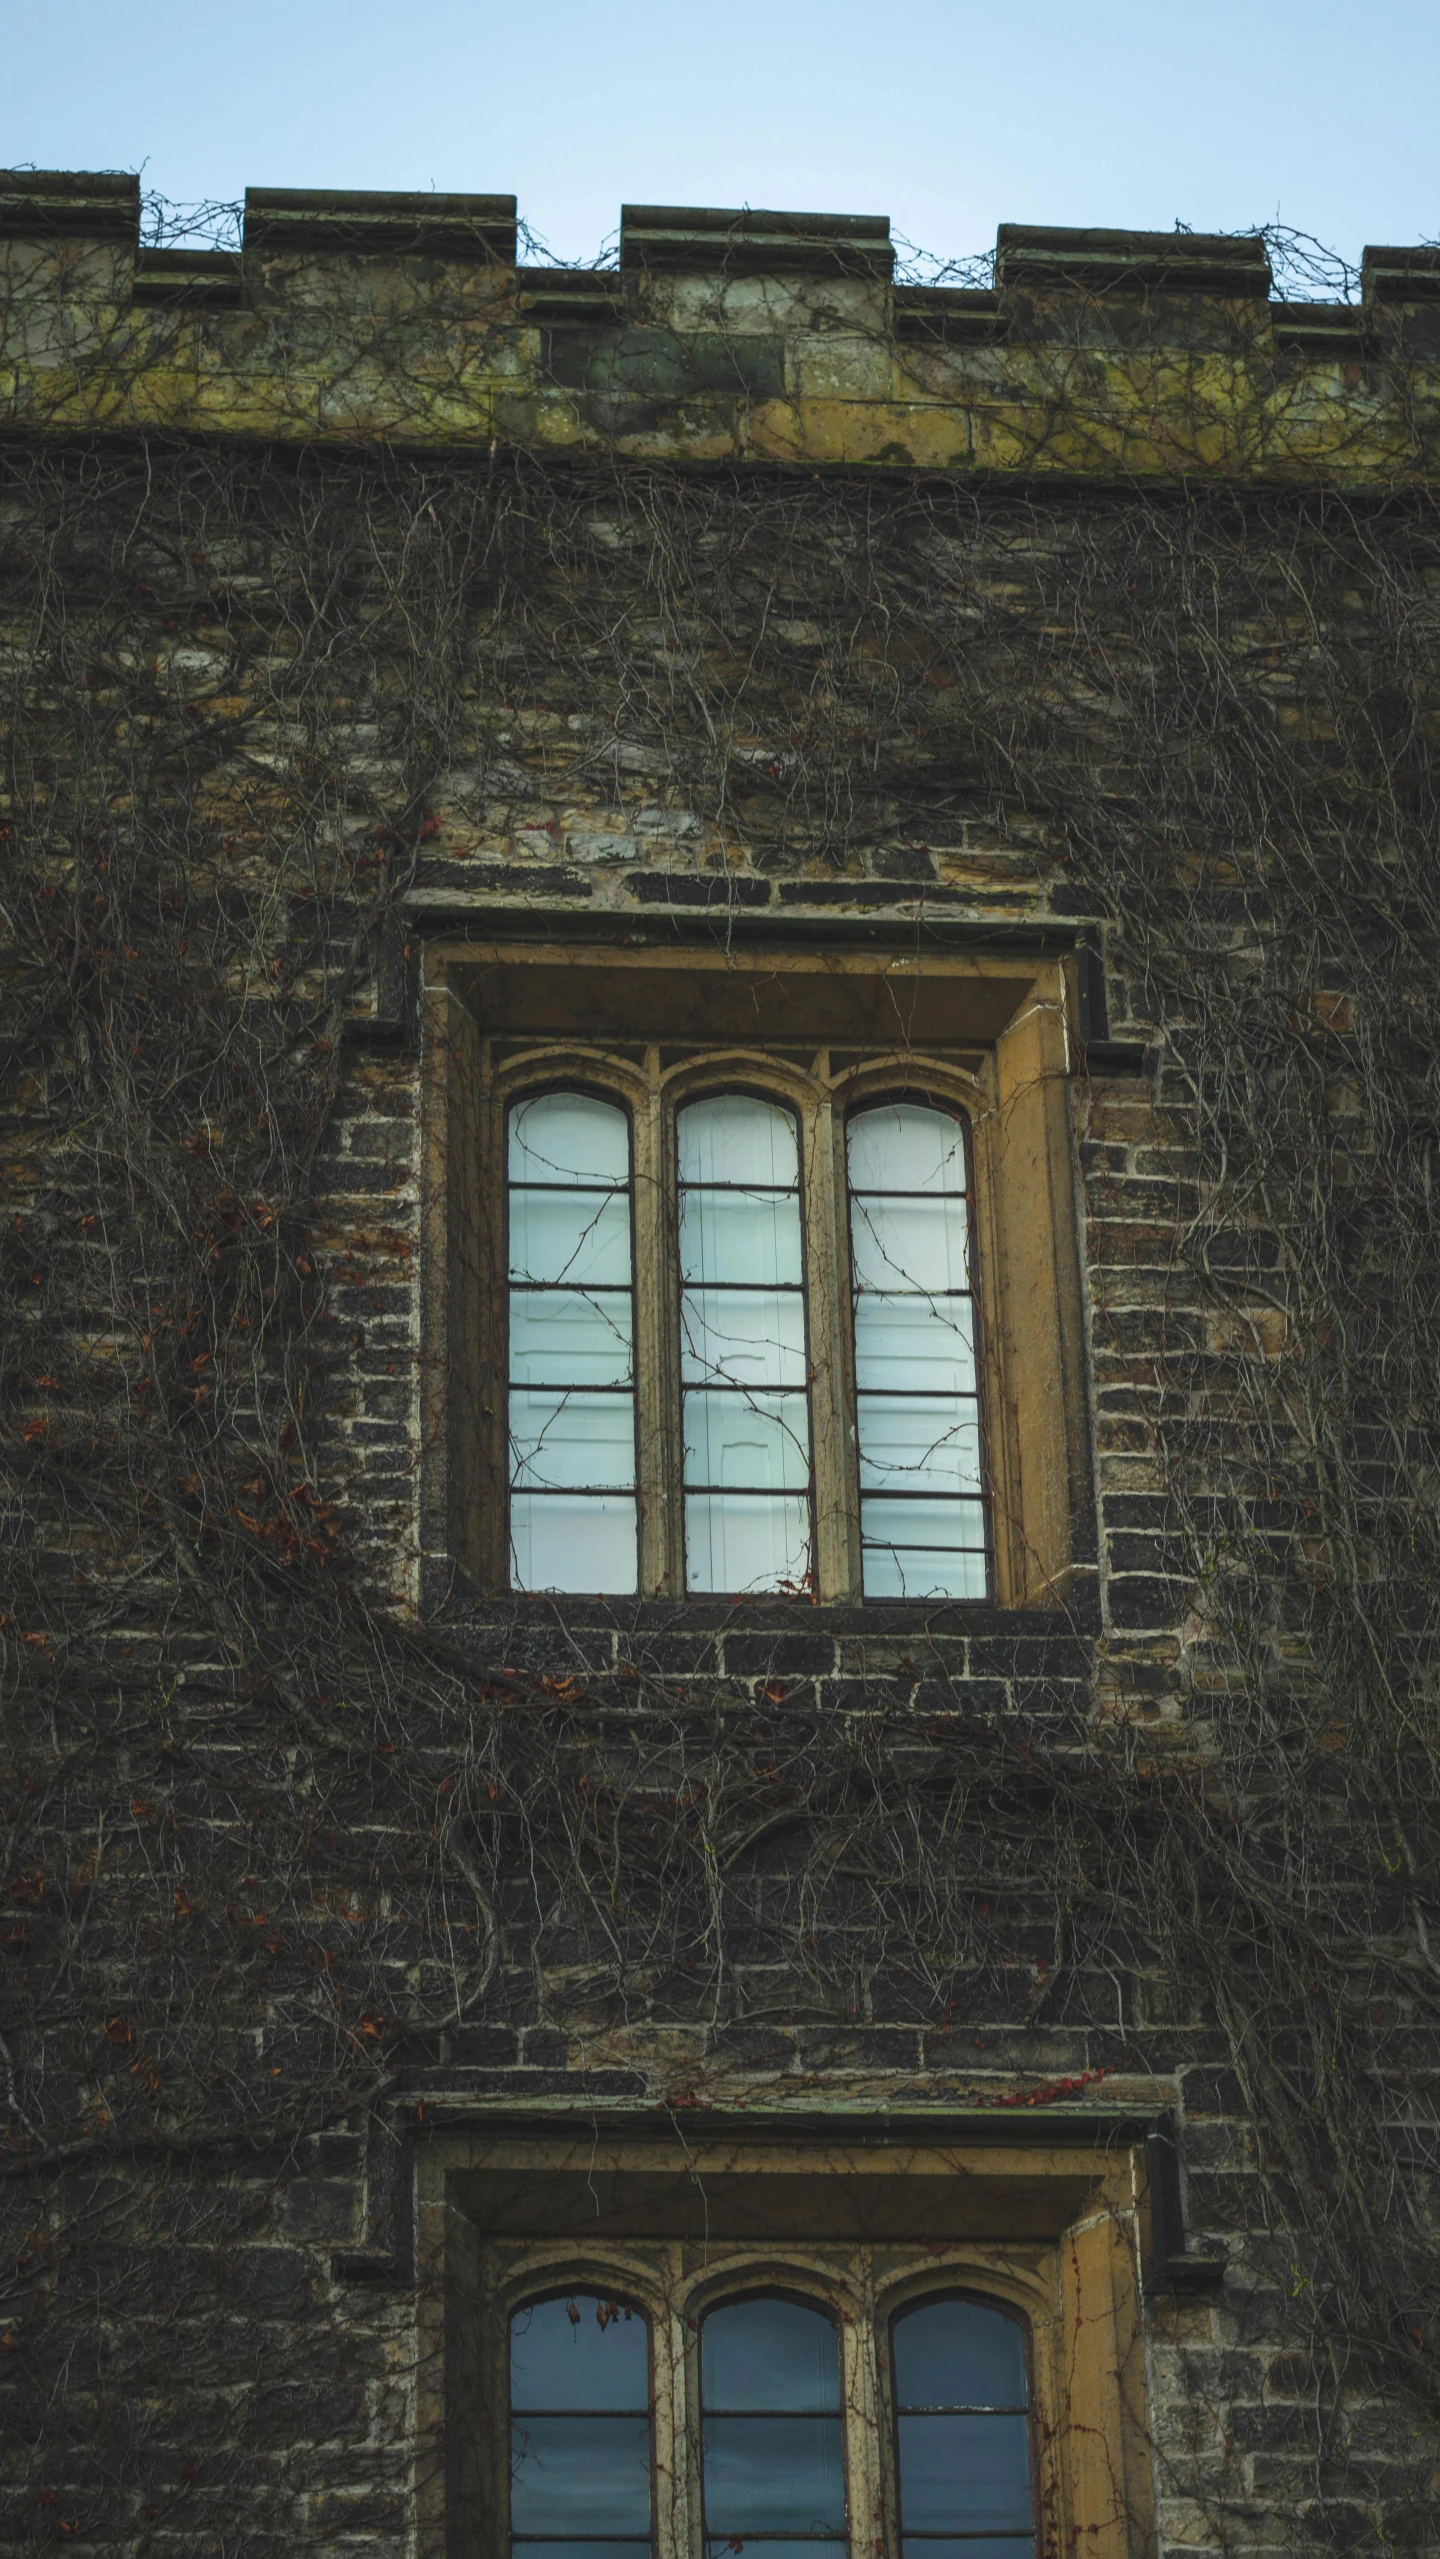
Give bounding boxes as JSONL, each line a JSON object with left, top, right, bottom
{"left": 3, "top": 182, "right": 1438, "bottom": 483}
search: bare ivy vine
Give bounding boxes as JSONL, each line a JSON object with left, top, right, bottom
{"left": 1, "top": 227, "right": 1439, "bottom": 2550}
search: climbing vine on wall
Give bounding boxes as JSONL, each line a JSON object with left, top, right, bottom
{"left": 2, "top": 239, "right": 1440, "bottom": 2548}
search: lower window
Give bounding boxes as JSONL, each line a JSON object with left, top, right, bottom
{"left": 491, "top": 2262, "right": 1043, "bottom": 2559}
{"left": 507, "top": 2281, "right": 1036, "bottom": 2559}
{"left": 423, "top": 2129, "right": 1154, "bottom": 2559}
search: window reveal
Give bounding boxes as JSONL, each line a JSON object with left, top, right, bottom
{"left": 847, "top": 1103, "right": 987, "bottom": 1602}
{"left": 509, "top": 2293, "right": 654, "bottom": 2559}
{"left": 678, "top": 1097, "right": 813, "bottom": 1597}
{"left": 506, "top": 1092, "right": 638, "bottom": 1595}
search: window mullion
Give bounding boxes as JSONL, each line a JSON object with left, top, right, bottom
{"left": 842, "top": 2268, "right": 884, "bottom": 2559}
{"left": 806, "top": 1087, "right": 860, "bottom": 1602}
{"left": 654, "top": 2275, "right": 689, "bottom": 2559}
{"left": 634, "top": 1056, "right": 681, "bottom": 1596}
{"left": 476, "top": 1061, "right": 509, "bottom": 1593}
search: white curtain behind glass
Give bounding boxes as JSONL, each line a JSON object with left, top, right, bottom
{"left": 678, "top": 1095, "right": 813, "bottom": 1595}
{"left": 507, "top": 1091, "right": 638, "bottom": 1593}
{"left": 847, "top": 1102, "right": 988, "bottom": 1600}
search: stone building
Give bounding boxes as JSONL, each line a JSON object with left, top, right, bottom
{"left": 3, "top": 174, "right": 1439, "bottom": 2558}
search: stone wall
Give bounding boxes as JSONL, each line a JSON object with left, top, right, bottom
{"left": 3, "top": 171, "right": 1440, "bottom": 476}
{"left": 3, "top": 195, "right": 1439, "bottom": 2559}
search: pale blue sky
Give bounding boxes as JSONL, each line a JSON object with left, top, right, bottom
{"left": 5, "top": 0, "right": 1436, "bottom": 278}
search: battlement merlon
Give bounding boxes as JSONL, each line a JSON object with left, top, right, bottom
{"left": 2, "top": 170, "right": 1438, "bottom": 480}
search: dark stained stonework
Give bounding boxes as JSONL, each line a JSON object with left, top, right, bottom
{"left": 3, "top": 186, "right": 1439, "bottom": 2559}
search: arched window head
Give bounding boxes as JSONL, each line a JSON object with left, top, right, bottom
{"left": 891, "top": 2295, "right": 1033, "bottom": 2554}
{"left": 509, "top": 2293, "right": 653, "bottom": 2559}
{"left": 846, "top": 1102, "right": 987, "bottom": 1599}
{"left": 507, "top": 1091, "right": 637, "bottom": 1593}
{"left": 700, "top": 2295, "right": 846, "bottom": 2559}
{"left": 678, "top": 1096, "right": 812, "bottom": 1595}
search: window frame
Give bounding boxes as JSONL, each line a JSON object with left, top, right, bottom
{"left": 503, "top": 1082, "right": 642, "bottom": 1597}
{"left": 693, "top": 2285, "right": 851, "bottom": 2559}
{"left": 481, "top": 1047, "right": 996, "bottom": 1603}
{"left": 842, "top": 1090, "right": 991, "bottom": 1605}
{"left": 883, "top": 2287, "right": 1043, "bottom": 2559}
{"left": 506, "top": 2285, "right": 659, "bottom": 2559}
{"left": 674, "top": 1088, "right": 817, "bottom": 1604}
{"left": 491, "top": 2253, "right": 1041, "bottom": 2559}
{"left": 420, "top": 935, "right": 1094, "bottom": 1613}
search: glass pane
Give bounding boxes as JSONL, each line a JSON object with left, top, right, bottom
{"left": 903, "top": 2544, "right": 1033, "bottom": 2559}
{"left": 524, "top": 2546, "right": 652, "bottom": 2559}
{"left": 703, "top": 2296, "right": 841, "bottom": 2411}
{"left": 681, "top": 1189, "right": 803, "bottom": 1288}
{"left": 702, "top": 2419, "right": 846, "bottom": 2534}
{"left": 512, "top": 2296, "right": 650, "bottom": 2410}
{"left": 509, "top": 1192, "right": 632, "bottom": 1288}
{"left": 896, "top": 2415, "right": 1033, "bottom": 2535}
{"left": 853, "top": 1296, "right": 975, "bottom": 1395}
{"left": 861, "top": 1499, "right": 987, "bottom": 1553}
{"left": 681, "top": 1290, "right": 806, "bottom": 1388}
{"left": 862, "top": 1546, "right": 987, "bottom": 1601}
{"left": 511, "top": 1494, "right": 637, "bottom": 1594}
{"left": 847, "top": 1103, "right": 967, "bottom": 1195}
{"left": 686, "top": 1494, "right": 812, "bottom": 1594}
{"left": 709, "top": 2544, "right": 846, "bottom": 2559}
{"left": 684, "top": 1389, "right": 810, "bottom": 1491}
{"left": 893, "top": 2299, "right": 1029, "bottom": 2411}
{"left": 511, "top": 2417, "right": 653, "bottom": 2535}
{"left": 510, "top": 1392, "right": 635, "bottom": 1491}
{"left": 509, "top": 1092, "right": 630, "bottom": 1187}
{"left": 510, "top": 1290, "right": 634, "bottom": 1388}
{"left": 680, "top": 1095, "right": 799, "bottom": 1188}
{"left": 857, "top": 1398, "right": 981, "bottom": 1496}
{"left": 850, "top": 1195, "right": 969, "bottom": 1296}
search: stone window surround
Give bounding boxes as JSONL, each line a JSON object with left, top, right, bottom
{"left": 419, "top": 928, "right": 1095, "bottom": 1613}
{"left": 414, "top": 2120, "right": 1157, "bottom": 2559}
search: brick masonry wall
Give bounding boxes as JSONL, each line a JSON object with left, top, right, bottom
{"left": 300, "top": 520, "right": 1434, "bottom": 2554}
{"left": 5, "top": 447, "right": 1437, "bottom": 2559}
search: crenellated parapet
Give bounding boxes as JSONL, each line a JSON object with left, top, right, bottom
{"left": 3, "top": 168, "right": 1438, "bottom": 479}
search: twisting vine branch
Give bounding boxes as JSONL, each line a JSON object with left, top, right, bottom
{"left": 1, "top": 240, "right": 1439, "bottom": 2548}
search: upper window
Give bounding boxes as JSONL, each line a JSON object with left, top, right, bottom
{"left": 430, "top": 939, "right": 1093, "bottom": 1612}
{"left": 499, "top": 1058, "right": 989, "bottom": 1603}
